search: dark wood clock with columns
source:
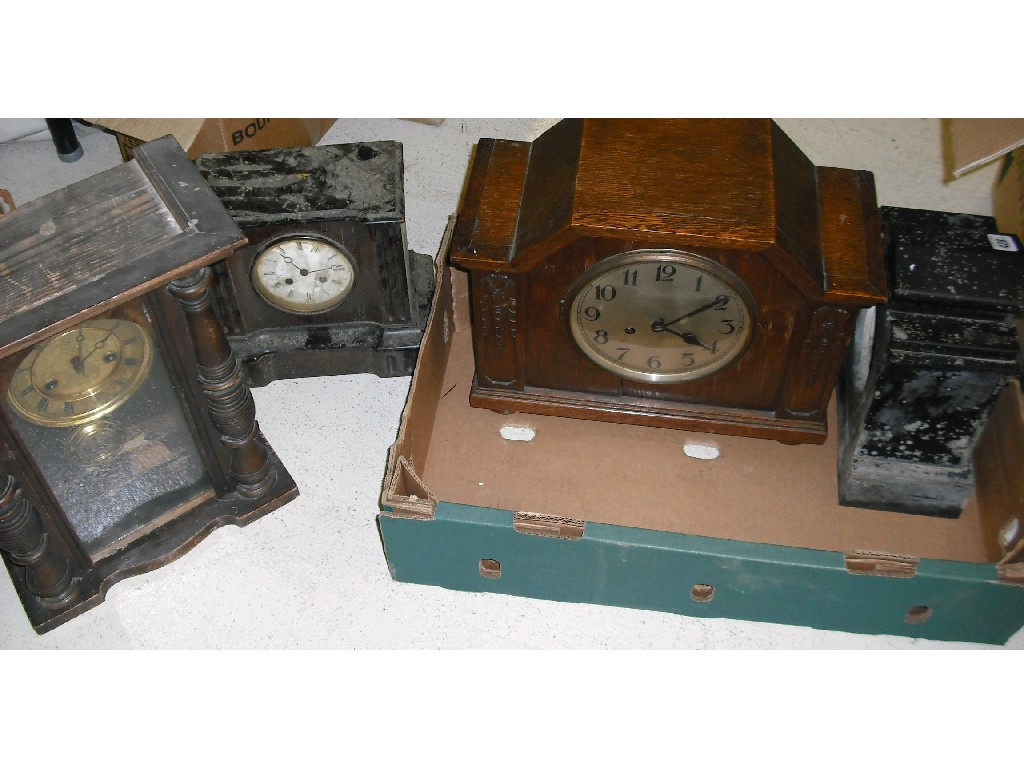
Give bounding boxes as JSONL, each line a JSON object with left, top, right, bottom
{"left": 0, "top": 136, "right": 297, "bottom": 633}
{"left": 451, "top": 118, "right": 888, "bottom": 443}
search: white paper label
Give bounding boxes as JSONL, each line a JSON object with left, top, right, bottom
{"left": 988, "top": 233, "right": 1021, "bottom": 252}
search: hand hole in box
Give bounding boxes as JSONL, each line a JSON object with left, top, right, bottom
{"left": 479, "top": 558, "right": 501, "bottom": 579}
{"left": 500, "top": 424, "right": 536, "bottom": 442}
{"left": 691, "top": 583, "right": 715, "bottom": 602}
{"left": 683, "top": 442, "right": 720, "bottom": 460}
{"left": 999, "top": 517, "right": 1021, "bottom": 551}
{"left": 904, "top": 605, "right": 933, "bottom": 625}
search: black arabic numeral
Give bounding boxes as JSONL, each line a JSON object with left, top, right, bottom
{"left": 594, "top": 330, "right": 609, "bottom": 344}
{"left": 721, "top": 318, "right": 736, "bottom": 335}
{"left": 584, "top": 306, "right": 601, "bottom": 321}
{"left": 623, "top": 269, "right": 637, "bottom": 286}
{"left": 647, "top": 355, "right": 662, "bottom": 369}
{"left": 595, "top": 285, "right": 617, "bottom": 301}
{"left": 656, "top": 264, "right": 676, "bottom": 282}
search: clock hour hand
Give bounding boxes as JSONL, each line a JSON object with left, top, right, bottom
{"left": 663, "top": 295, "right": 728, "bottom": 327}
{"left": 72, "top": 329, "right": 86, "bottom": 374}
{"left": 651, "top": 320, "right": 715, "bottom": 352}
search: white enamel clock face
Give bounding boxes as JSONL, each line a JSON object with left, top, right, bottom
{"left": 568, "top": 250, "right": 756, "bottom": 383}
{"left": 251, "top": 236, "right": 356, "bottom": 314}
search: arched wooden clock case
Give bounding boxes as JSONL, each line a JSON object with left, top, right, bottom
{"left": 451, "top": 119, "right": 888, "bottom": 444}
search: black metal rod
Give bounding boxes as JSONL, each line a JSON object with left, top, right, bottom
{"left": 45, "top": 119, "right": 83, "bottom": 163}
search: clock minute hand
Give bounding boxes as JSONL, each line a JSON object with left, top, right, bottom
{"left": 81, "top": 331, "right": 115, "bottom": 364}
{"left": 663, "top": 295, "right": 728, "bottom": 327}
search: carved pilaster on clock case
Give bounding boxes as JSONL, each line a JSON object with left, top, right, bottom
{"left": 472, "top": 271, "right": 521, "bottom": 387}
{"left": 779, "top": 304, "right": 856, "bottom": 425}
{"left": 0, "top": 471, "right": 78, "bottom": 606}
{"left": 167, "top": 268, "right": 273, "bottom": 499}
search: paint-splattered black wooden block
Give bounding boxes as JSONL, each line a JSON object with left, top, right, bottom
{"left": 837, "top": 206, "right": 1024, "bottom": 517}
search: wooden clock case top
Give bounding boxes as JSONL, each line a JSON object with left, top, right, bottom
{"left": 451, "top": 118, "right": 888, "bottom": 443}
{"left": 0, "top": 137, "right": 298, "bottom": 632}
{"left": 196, "top": 142, "right": 434, "bottom": 386}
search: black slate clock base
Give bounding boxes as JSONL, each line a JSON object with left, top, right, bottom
{"left": 223, "top": 248, "right": 435, "bottom": 387}
{"left": 837, "top": 206, "right": 1024, "bottom": 518}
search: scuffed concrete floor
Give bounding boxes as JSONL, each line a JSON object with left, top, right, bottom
{"left": 0, "top": 118, "right": 1017, "bottom": 649}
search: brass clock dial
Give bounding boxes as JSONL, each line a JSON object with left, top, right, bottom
{"left": 567, "top": 250, "right": 756, "bottom": 383}
{"left": 7, "top": 318, "right": 154, "bottom": 427}
{"left": 251, "top": 236, "right": 356, "bottom": 314}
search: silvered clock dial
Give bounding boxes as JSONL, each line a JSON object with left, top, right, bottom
{"left": 567, "top": 250, "right": 756, "bottom": 383}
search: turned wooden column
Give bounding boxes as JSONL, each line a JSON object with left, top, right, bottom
{"left": 0, "top": 472, "right": 77, "bottom": 605}
{"left": 168, "top": 267, "right": 273, "bottom": 499}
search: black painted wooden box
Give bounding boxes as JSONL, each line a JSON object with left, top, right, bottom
{"left": 837, "top": 206, "right": 1024, "bottom": 517}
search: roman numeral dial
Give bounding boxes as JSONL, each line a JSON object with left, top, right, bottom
{"left": 251, "top": 236, "right": 356, "bottom": 314}
{"left": 6, "top": 318, "right": 154, "bottom": 427}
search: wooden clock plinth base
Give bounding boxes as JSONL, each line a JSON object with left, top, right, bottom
{"left": 470, "top": 379, "right": 828, "bottom": 444}
{"left": 18, "top": 450, "right": 297, "bottom": 634}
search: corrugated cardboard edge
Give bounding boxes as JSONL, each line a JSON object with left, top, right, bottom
{"left": 948, "top": 118, "right": 1024, "bottom": 177}
{"left": 844, "top": 550, "right": 919, "bottom": 578}
{"left": 380, "top": 217, "right": 457, "bottom": 519}
{"left": 512, "top": 512, "right": 586, "bottom": 540}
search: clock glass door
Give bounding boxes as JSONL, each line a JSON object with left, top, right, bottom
{"left": 0, "top": 299, "right": 214, "bottom": 562}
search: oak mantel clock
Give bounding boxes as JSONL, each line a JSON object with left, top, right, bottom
{"left": 195, "top": 142, "right": 434, "bottom": 386}
{"left": 0, "top": 136, "right": 297, "bottom": 633}
{"left": 450, "top": 118, "right": 888, "bottom": 443}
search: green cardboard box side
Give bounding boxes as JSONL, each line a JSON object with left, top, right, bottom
{"left": 378, "top": 227, "right": 1024, "bottom": 645}
{"left": 380, "top": 503, "right": 1024, "bottom": 645}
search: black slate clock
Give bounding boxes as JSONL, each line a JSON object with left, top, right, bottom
{"left": 195, "top": 142, "right": 435, "bottom": 386}
{"left": 838, "top": 206, "right": 1024, "bottom": 517}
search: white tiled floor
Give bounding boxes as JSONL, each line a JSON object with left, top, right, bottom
{"left": 0, "top": 118, "right": 1018, "bottom": 649}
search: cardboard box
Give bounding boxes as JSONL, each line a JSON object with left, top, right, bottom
{"left": 377, "top": 223, "right": 1024, "bottom": 645}
{"left": 949, "top": 118, "right": 1024, "bottom": 238}
{"left": 994, "top": 152, "right": 1024, "bottom": 239}
{"left": 86, "top": 118, "right": 337, "bottom": 161}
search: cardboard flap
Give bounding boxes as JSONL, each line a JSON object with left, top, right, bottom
{"left": 381, "top": 218, "right": 457, "bottom": 520}
{"left": 973, "top": 382, "right": 1024, "bottom": 564}
{"left": 383, "top": 454, "right": 436, "bottom": 519}
{"left": 949, "top": 118, "right": 1024, "bottom": 177}
{"left": 88, "top": 118, "right": 206, "bottom": 148}
{"left": 845, "top": 550, "right": 918, "bottom": 578}
{"left": 998, "top": 562, "right": 1024, "bottom": 585}
{"left": 512, "top": 512, "right": 586, "bottom": 540}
